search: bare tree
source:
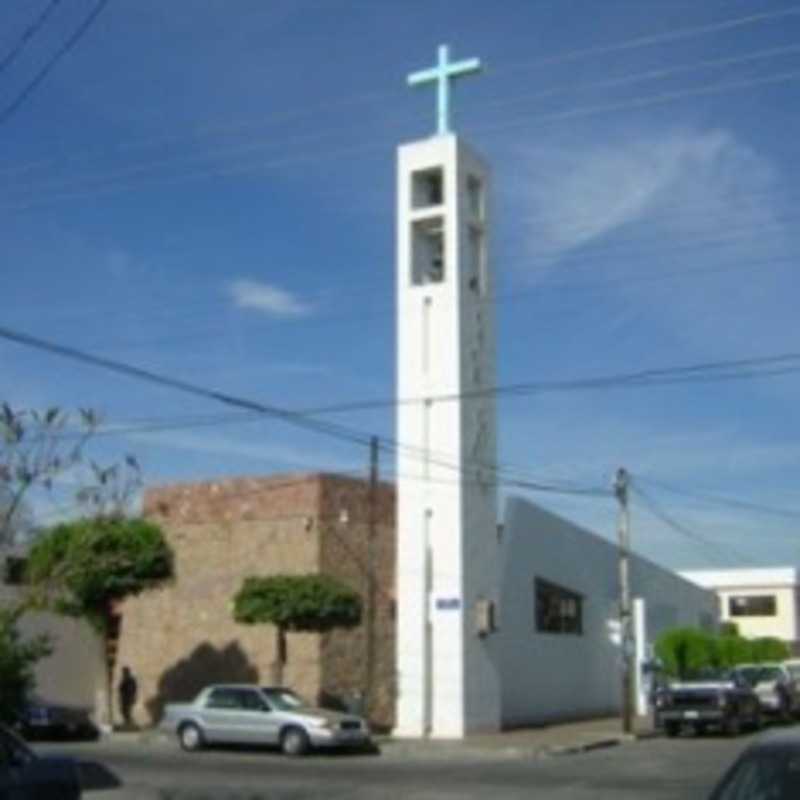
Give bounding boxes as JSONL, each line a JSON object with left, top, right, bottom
{"left": 75, "top": 455, "right": 143, "bottom": 521}
{"left": 0, "top": 404, "right": 98, "bottom": 547}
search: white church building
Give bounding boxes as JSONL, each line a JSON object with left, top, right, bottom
{"left": 393, "top": 45, "right": 718, "bottom": 737}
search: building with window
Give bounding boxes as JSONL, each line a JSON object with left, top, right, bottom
{"left": 495, "top": 497, "right": 718, "bottom": 727}
{"left": 680, "top": 568, "right": 800, "bottom": 650}
{"left": 0, "top": 562, "right": 104, "bottom": 714}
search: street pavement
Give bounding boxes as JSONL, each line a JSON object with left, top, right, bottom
{"left": 37, "top": 725, "right": 779, "bottom": 800}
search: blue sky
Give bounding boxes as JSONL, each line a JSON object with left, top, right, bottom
{"left": 2, "top": 0, "right": 800, "bottom": 570}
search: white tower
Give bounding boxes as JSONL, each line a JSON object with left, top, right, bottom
{"left": 395, "top": 46, "right": 500, "bottom": 738}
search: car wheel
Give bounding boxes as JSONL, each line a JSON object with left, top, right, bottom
{"left": 178, "top": 723, "right": 204, "bottom": 752}
{"left": 751, "top": 711, "right": 763, "bottom": 731}
{"left": 664, "top": 723, "right": 680, "bottom": 738}
{"left": 694, "top": 723, "right": 706, "bottom": 736}
{"left": 281, "top": 726, "right": 310, "bottom": 757}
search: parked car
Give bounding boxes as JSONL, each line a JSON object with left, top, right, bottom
{"left": 734, "top": 664, "right": 796, "bottom": 721}
{"left": 0, "top": 722, "right": 81, "bottom": 798}
{"left": 15, "top": 698, "right": 98, "bottom": 742}
{"left": 708, "top": 728, "right": 800, "bottom": 799}
{"left": 160, "top": 685, "right": 371, "bottom": 756}
{"left": 782, "top": 659, "right": 800, "bottom": 700}
{"left": 654, "top": 668, "right": 762, "bottom": 737}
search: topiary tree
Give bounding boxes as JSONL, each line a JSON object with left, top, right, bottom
{"left": 655, "top": 627, "right": 718, "bottom": 679}
{"left": 233, "top": 574, "right": 362, "bottom": 685}
{"left": 0, "top": 607, "right": 51, "bottom": 725}
{"left": 749, "top": 636, "right": 790, "bottom": 663}
{"left": 716, "top": 633, "right": 753, "bottom": 668}
{"left": 720, "top": 621, "right": 740, "bottom": 638}
{"left": 25, "top": 516, "right": 174, "bottom": 727}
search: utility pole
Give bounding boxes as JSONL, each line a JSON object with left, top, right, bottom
{"left": 364, "top": 435, "right": 379, "bottom": 719}
{"left": 614, "top": 467, "right": 634, "bottom": 735}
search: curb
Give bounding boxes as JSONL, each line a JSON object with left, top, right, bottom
{"left": 543, "top": 737, "right": 623, "bottom": 757}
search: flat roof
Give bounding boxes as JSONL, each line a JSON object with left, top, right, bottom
{"left": 679, "top": 567, "right": 799, "bottom": 590}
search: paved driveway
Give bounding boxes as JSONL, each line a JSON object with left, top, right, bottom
{"left": 41, "top": 730, "right": 767, "bottom": 800}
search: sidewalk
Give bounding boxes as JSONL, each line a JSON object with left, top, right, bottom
{"left": 374, "top": 715, "right": 657, "bottom": 760}
{"left": 118, "top": 715, "right": 657, "bottom": 761}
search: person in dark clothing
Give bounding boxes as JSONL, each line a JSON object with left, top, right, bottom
{"left": 118, "top": 666, "right": 138, "bottom": 727}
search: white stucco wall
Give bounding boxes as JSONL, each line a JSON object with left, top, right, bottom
{"left": 20, "top": 611, "right": 105, "bottom": 709}
{"left": 680, "top": 568, "right": 799, "bottom": 643}
{"left": 395, "top": 134, "right": 500, "bottom": 737}
{"left": 2, "top": 585, "right": 105, "bottom": 712}
{"left": 496, "top": 497, "right": 718, "bottom": 727}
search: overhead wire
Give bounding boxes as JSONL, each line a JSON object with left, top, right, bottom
{"left": 634, "top": 476, "right": 800, "bottom": 521}
{"left": 629, "top": 480, "right": 755, "bottom": 567}
{"left": 5, "top": 60, "right": 800, "bottom": 211}
{"left": 500, "top": 6, "right": 800, "bottom": 73}
{"left": 0, "top": 0, "right": 62, "bottom": 76}
{"left": 0, "top": 323, "right": 609, "bottom": 499}
{"left": 2, "top": 5, "right": 797, "bottom": 179}
{"left": 0, "top": 0, "right": 111, "bottom": 127}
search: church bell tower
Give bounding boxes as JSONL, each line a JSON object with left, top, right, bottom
{"left": 395, "top": 45, "right": 500, "bottom": 738}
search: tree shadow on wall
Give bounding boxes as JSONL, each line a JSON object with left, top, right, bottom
{"left": 146, "top": 641, "right": 259, "bottom": 723}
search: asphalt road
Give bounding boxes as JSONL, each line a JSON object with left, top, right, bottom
{"left": 40, "top": 731, "right": 764, "bottom": 800}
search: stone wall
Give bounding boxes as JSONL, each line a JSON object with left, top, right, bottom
{"left": 318, "top": 475, "right": 396, "bottom": 730}
{"left": 115, "top": 472, "right": 398, "bottom": 729}
{"left": 115, "top": 474, "right": 323, "bottom": 725}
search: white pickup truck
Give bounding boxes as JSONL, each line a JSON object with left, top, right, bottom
{"left": 159, "top": 684, "right": 370, "bottom": 756}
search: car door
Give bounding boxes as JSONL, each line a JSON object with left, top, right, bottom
{"left": 234, "top": 689, "right": 279, "bottom": 745}
{"left": 201, "top": 688, "right": 243, "bottom": 743}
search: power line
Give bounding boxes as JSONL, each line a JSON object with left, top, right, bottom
{"left": 630, "top": 481, "right": 755, "bottom": 567}
{"left": 0, "top": 324, "right": 608, "bottom": 499}
{"left": 5, "top": 64, "right": 800, "bottom": 211}
{"left": 483, "top": 42, "right": 800, "bottom": 116}
{"left": 634, "top": 476, "right": 800, "bottom": 521}
{"left": 2, "top": 5, "right": 796, "bottom": 181}
{"left": 502, "top": 6, "right": 800, "bottom": 72}
{"left": 37, "top": 350, "right": 800, "bottom": 442}
{"left": 480, "top": 68, "right": 800, "bottom": 136}
{"left": 0, "top": 0, "right": 62, "bottom": 76}
{"left": 0, "top": 0, "right": 111, "bottom": 127}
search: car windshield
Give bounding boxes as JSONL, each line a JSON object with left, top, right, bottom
{"left": 261, "top": 689, "right": 306, "bottom": 711}
{"left": 757, "top": 667, "right": 784, "bottom": 683}
{"left": 712, "top": 752, "right": 800, "bottom": 800}
{"left": 682, "top": 668, "right": 734, "bottom": 682}
{"left": 736, "top": 667, "right": 762, "bottom": 686}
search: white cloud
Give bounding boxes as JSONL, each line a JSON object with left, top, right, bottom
{"left": 228, "top": 279, "right": 312, "bottom": 318}
{"left": 515, "top": 127, "right": 783, "bottom": 270}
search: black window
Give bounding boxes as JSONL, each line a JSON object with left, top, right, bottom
{"left": 206, "top": 689, "right": 241, "bottom": 710}
{"left": 535, "top": 578, "right": 583, "bottom": 635}
{"left": 237, "top": 690, "right": 266, "bottom": 711}
{"left": 729, "top": 595, "right": 777, "bottom": 617}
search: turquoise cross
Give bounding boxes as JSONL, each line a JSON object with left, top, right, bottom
{"left": 407, "top": 44, "right": 482, "bottom": 135}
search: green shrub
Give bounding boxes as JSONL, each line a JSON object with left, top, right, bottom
{"left": 655, "top": 627, "right": 718, "bottom": 678}
{"left": 0, "top": 609, "right": 51, "bottom": 725}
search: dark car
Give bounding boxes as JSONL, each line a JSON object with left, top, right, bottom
{"left": 16, "top": 699, "right": 98, "bottom": 742}
{"left": 0, "top": 722, "right": 81, "bottom": 798}
{"left": 734, "top": 664, "right": 796, "bottom": 721}
{"left": 708, "top": 729, "right": 800, "bottom": 799}
{"left": 654, "top": 668, "right": 762, "bottom": 737}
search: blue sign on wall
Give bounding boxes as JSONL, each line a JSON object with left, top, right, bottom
{"left": 436, "top": 597, "right": 461, "bottom": 611}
